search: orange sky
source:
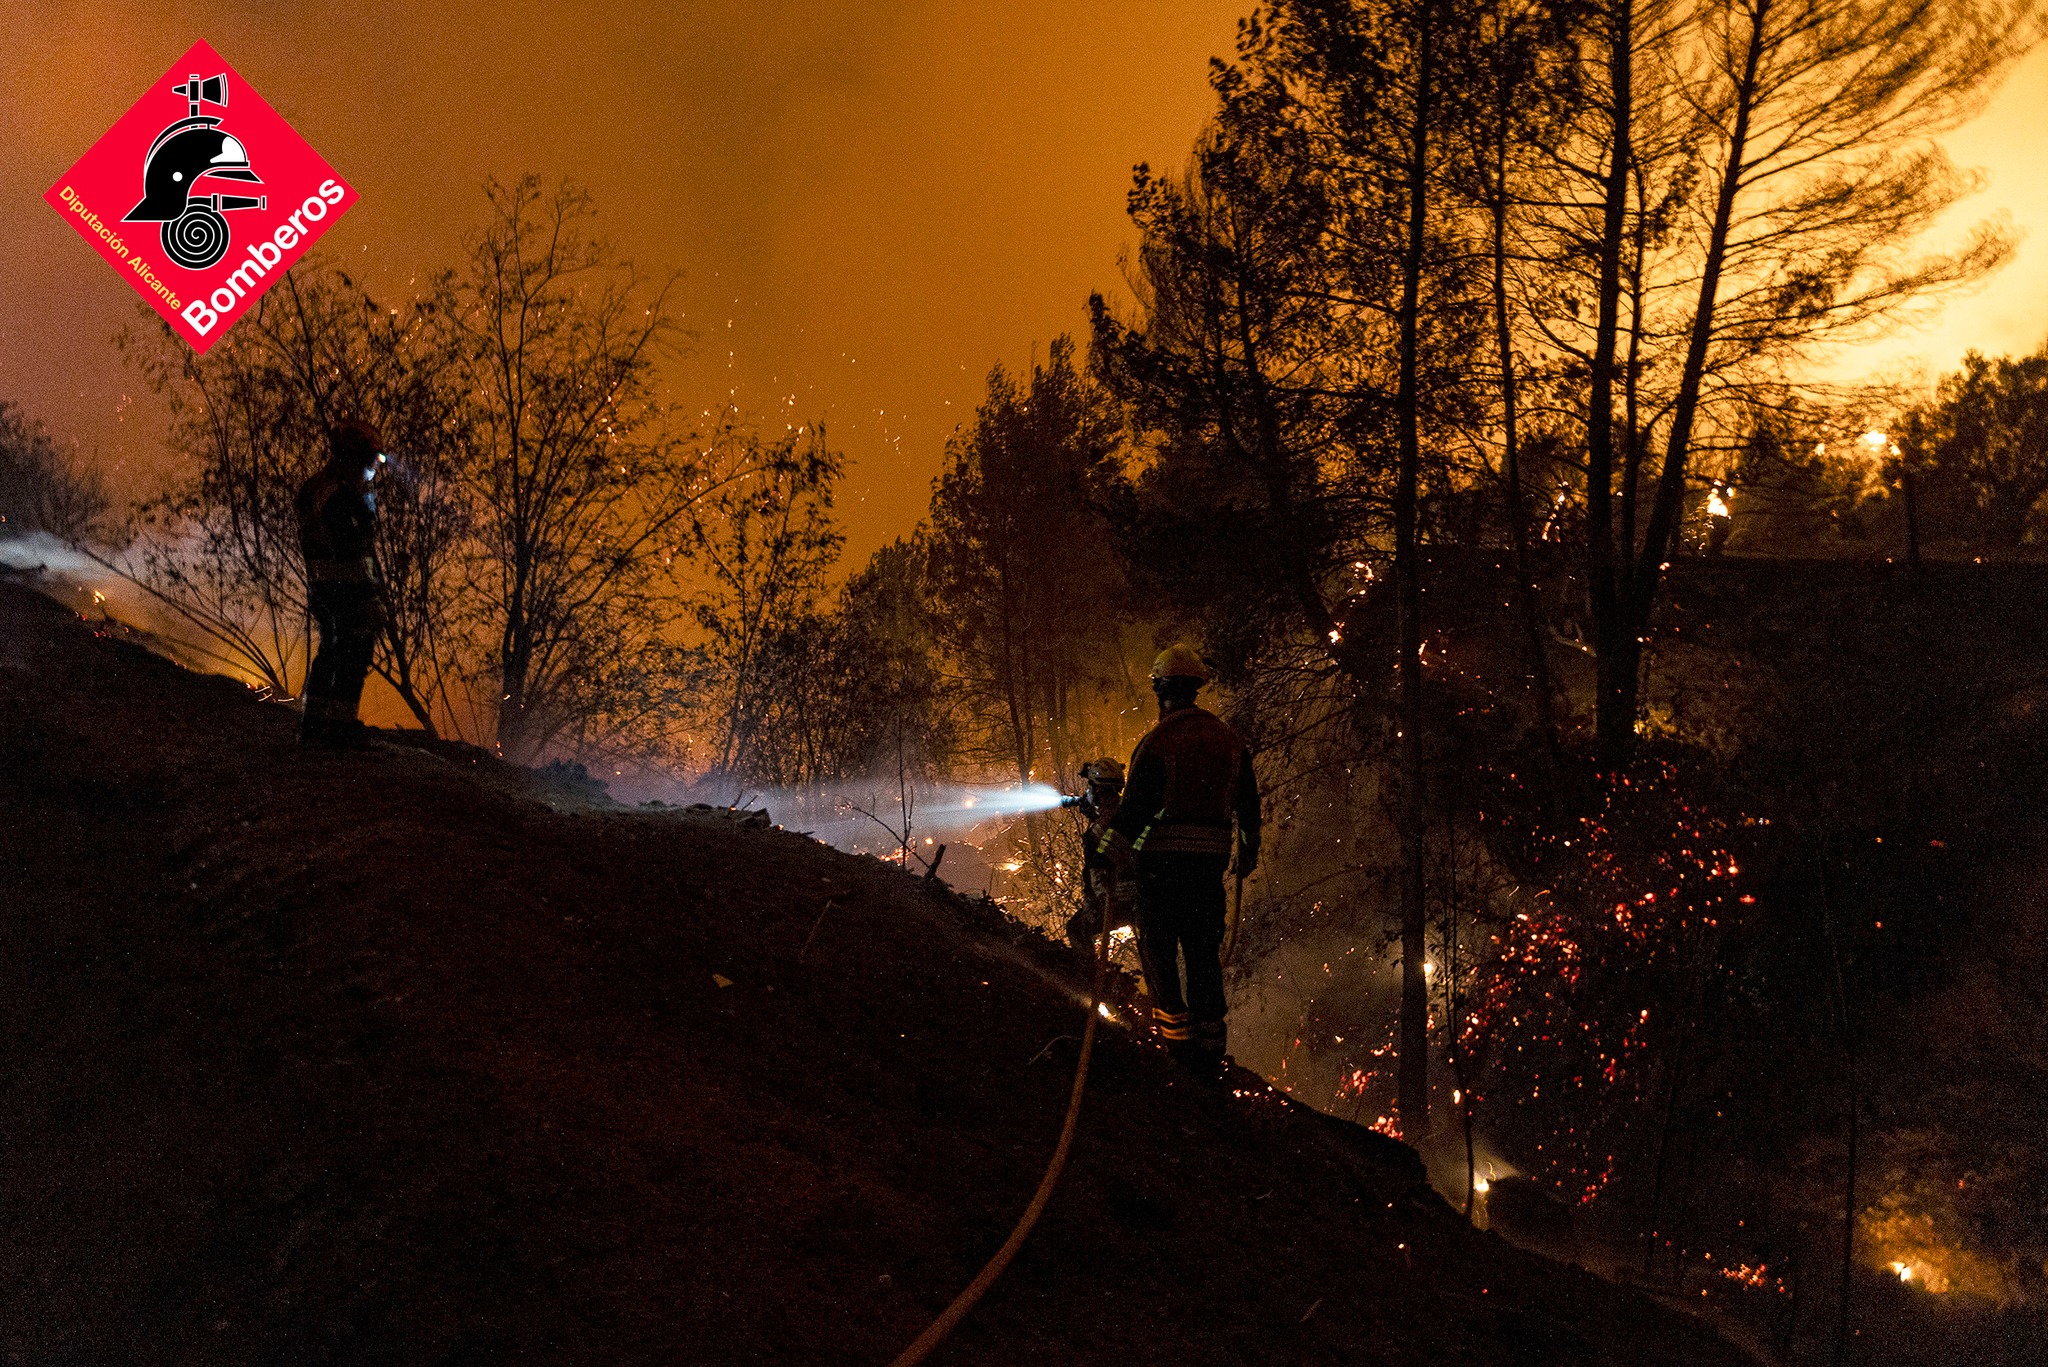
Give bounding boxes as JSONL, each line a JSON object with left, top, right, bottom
{"left": 5, "top": 3, "right": 2044, "bottom": 562}
{"left": 3, "top": 1, "right": 1243, "bottom": 562}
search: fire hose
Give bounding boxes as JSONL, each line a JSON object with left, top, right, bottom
{"left": 884, "top": 898, "right": 1112, "bottom": 1367}
{"left": 1223, "top": 872, "right": 1246, "bottom": 969}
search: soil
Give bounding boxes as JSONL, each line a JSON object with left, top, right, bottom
{"left": 0, "top": 580, "right": 1755, "bottom": 1366}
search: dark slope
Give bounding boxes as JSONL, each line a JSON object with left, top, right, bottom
{"left": 0, "top": 583, "right": 1751, "bottom": 1367}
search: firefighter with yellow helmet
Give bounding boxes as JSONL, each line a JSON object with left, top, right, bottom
{"left": 1099, "top": 644, "right": 1260, "bottom": 1074}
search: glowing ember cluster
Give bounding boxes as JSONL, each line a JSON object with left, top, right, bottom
{"left": 1470, "top": 761, "right": 1750, "bottom": 1204}
{"left": 1719, "top": 1261, "right": 1785, "bottom": 1293}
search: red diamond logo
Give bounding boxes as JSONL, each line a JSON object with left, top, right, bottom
{"left": 45, "top": 39, "right": 356, "bottom": 354}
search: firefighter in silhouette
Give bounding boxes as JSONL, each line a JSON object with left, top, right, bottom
{"left": 123, "top": 73, "right": 266, "bottom": 271}
{"left": 1061, "top": 757, "right": 1132, "bottom": 953}
{"left": 1099, "top": 645, "right": 1260, "bottom": 1074}
{"left": 296, "top": 420, "right": 385, "bottom": 747}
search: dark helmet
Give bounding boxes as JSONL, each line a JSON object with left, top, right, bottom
{"left": 123, "top": 119, "right": 262, "bottom": 223}
{"left": 327, "top": 419, "right": 385, "bottom": 468}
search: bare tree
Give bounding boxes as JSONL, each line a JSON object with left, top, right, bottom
{"left": 444, "top": 176, "right": 732, "bottom": 760}
{"left": 686, "top": 421, "right": 845, "bottom": 779}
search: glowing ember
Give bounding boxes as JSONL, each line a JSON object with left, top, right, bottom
{"left": 1719, "top": 1262, "right": 1780, "bottom": 1291}
{"left": 1469, "top": 760, "right": 1749, "bottom": 1203}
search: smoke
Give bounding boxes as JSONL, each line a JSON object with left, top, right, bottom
{"left": 0, "top": 530, "right": 147, "bottom": 633}
{"left": 605, "top": 772, "right": 1068, "bottom": 846}
{"left": 918, "top": 782, "right": 1068, "bottom": 820}
{"left": 0, "top": 530, "right": 265, "bottom": 684}
{"left": 594, "top": 770, "right": 1078, "bottom": 896}
{"left": 0, "top": 528, "right": 107, "bottom": 580}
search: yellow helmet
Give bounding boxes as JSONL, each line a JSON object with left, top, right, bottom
{"left": 1150, "top": 643, "right": 1210, "bottom": 683}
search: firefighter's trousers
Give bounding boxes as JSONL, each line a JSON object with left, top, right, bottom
{"left": 304, "top": 582, "right": 380, "bottom": 739}
{"left": 1134, "top": 851, "right": 1229, "bottom": 1051}
{"left": 1065, "top": 866, "right": 1133, "bottom": 951}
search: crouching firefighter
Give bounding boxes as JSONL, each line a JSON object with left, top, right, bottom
{"left": 1062, "top": 758, "right": 1133, "bottom": 953}
{"left": 1098, "top": 644, "right": 1260, "bottom": 1074}
{"left": 296, "top": 420, "right": 386, "bottom": 747}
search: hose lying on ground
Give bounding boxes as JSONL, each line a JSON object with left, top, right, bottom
{"left": 885, "top": 916, "right": 1112, "bottom": 1367}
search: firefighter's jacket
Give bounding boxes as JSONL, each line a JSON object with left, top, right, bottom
{"left": 1100, "top": 706, "right": 1259, "bottom": 863}
{"left": 296, "top": 463, "right": 378, "bottom": 585}
{"left": 1072, "top": 785, "right": 1128, "bottom": 902}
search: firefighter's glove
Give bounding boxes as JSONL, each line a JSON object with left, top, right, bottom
{"left": 1231, "top": 835, "right": 1260, "bottom": 878}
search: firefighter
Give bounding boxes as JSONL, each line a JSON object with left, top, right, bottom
{"left": 1099, "top": 644, "right": 1260, "bottom": 1075}
{"left": 1062, "top": 757, "right": 1132, "bottom": 953}
{"left": 296, "top": 420, "right": 385, "bottom": 748}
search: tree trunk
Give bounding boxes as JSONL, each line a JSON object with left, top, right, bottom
{"left": 1444, "top": 808, "right": 1477, "bottom": 1221}
{"left": 1586, "top": 0, "right": 1636, "bottom": 770}
{"left": 1395, "top": 0, "right": 1437, "bottom": 1137}
{"left": 1594, "top": 613, "right": 1641, "bottom": 770}
{"left": 1490, "top": 84, "right": 1561, "bottom": 777}
{"left": 1819, "top": 848, "right": 1860, "bottom": 1367}
{"left": 498, "top": 655, "right": 530, "bottom": 760}
{"left": 498, "top": 543, "right": 533, "bottom": 758}
{"left": 1625, "top": 1, "right": 1768, "bottom": 704}
{"left": 382, "top": 655, "right": 440, "bottom": 736}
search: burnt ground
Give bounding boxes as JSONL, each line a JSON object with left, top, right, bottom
{"left": 0, "top": 581, "right": 1753, "bottom": 1366}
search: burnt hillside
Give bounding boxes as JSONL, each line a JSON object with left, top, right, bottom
{"left": 0, "top": 581, "right": 1751, "bottom": 1367}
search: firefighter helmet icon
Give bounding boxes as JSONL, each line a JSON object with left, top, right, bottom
{"left": 122, "top": 72, "right": 267, "bottom": 270}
